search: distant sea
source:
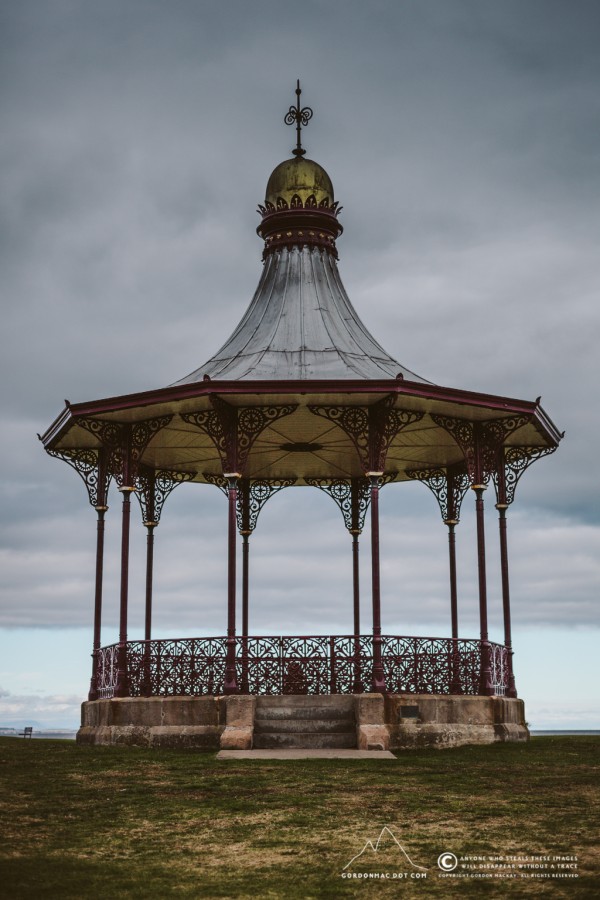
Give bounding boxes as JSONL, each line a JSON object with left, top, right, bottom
{"left": 0, "top": 729, "right": 77, "bottom": 740}
{"left": 531, "top": 730, "right": 599, "bottom": 736}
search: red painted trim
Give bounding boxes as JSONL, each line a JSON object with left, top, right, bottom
{"left": 41, "top": 377, "right": 562, "bottom": 449}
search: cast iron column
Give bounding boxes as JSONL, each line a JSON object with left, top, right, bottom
{"left": 446, "top": 520, "right": 459, "bottom": 640}
{"left": 446, "top": 518, "right": 462, "bottom": 695}
{"left": 368, "top": 472, "right": 386, "bottom": 692}
{"left": 473, "top": 485, "right": 493, "bottom": 695}
{"left": 224, "top": 473, "right": 240, "bottom": 694}
{"left": 144, "top": 523, "right": 156, "bottom": 642}
{"left": 351, "top": 530, "right": 364, "bottom": 692}
{"left": 240, "top": 531, "right": 250, "bottom": 693}
{"left": 352, "top": 533, "right": 360, "bottom": 634}
{"left": 497, "top": 503, "right": 517, "bottom": 697}
{"left": 141, "top": 520, "right": 156, "bottom": 696}
{"left": 88, "top": 504, "right": 108, "bottom": 701}
{"left": 115, "top": 485, "right": 135, "bottom": 697}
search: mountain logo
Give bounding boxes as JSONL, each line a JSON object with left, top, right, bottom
{"left": 343, "top": 826, "right": 428, "bottom": 872}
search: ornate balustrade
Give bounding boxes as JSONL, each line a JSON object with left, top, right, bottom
{"left": 94, "top": 635, "right": 509, "bottom": 699}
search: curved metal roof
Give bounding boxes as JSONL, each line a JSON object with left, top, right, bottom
{"left": 173, "top": 245, "right": 430, "bottom": 384}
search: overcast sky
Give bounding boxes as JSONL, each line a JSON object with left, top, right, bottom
{"left": 1, "top": 0, "right": 598, "bottom": 729}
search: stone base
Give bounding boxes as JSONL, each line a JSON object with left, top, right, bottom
{"left": 384, "top": 694, "right": 529, "bottom": 749}
{"left": 77, "top": 697, "right": 224, "bottom": 750}
{"left": 77, "top": 693, "right": 529, "bottom": 751}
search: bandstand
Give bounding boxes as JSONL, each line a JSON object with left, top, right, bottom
{"left": 41, "top": 84, "right": 562, "bottom": 751}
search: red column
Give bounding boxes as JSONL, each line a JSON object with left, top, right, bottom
{"left": 368, "top": 473, "right": 386, "bottom": 693}
{"left": 240, "top": 532, "right": 250, "bottom": 693}
{"left": 352, "top": 532, "right": 360, "bottom": 635}
{"left": 223, "top": 474, "right": 240, "bottom": 694}
{"left": 115, "top": 487, "right": 134, "bottom": 697}
{"left": 144, "top": 524, "right": 156, "bottom": 642}
{"left": 242, "top": 533, "right": 250, "bottom": 639}
{"left": 446, "top": 519, "right": 462, "bottom": 695}
{"left": 497, "top": 504, "right": 517, "bottom": 697}
{"left": 88, "top": 505, "right": 107, "bottom": 701}
{"left": 351, "top": 532, "right": 363, "bottom": 692}
{"left": 447, "top": 521, "right": 459, "bottom": 640}
{"left": 141, "top": 522, "right": 156, "bottom": 697}
{"left": 473, "top": 486, "right": 493, "bottom": 695}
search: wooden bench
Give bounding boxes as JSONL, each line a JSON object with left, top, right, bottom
{"left": 19, "top": 727, "right": 33, "bottom": 739}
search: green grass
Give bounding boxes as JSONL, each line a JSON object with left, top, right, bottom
{"left": 0, "top": 736, "right": 598, "bottom": 898}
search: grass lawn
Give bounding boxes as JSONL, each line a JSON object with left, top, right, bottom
{"left": 0, "top": 735, "right": 597, "bottom": 898}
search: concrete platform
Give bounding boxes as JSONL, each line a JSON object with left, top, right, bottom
{"left": 217, "top": 749, "right": 396, "bottom": 759}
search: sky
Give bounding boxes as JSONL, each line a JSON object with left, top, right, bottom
{"left": 0, "top": 0, "right": 598, "bottom": 730}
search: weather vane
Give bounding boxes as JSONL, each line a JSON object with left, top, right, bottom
{"left": 284, "top": 79, "right": 313, "bottom": 157}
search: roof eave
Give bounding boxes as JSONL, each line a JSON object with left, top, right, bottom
{"left": 40, "top": 377, "right": 563, "bottom": 451}
{"left": 40, "top": 405, "right": 75, "bottom": 449}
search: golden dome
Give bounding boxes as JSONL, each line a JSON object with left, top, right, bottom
{"left": 265, "top": 157, "right": 334, "bottom": 208}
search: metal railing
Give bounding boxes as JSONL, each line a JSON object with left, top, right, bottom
{"left": 94, "top": 635, "right": 509, "bottom": 699}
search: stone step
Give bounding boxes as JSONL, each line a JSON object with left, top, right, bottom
{"left": 254, "top": 705, "right": 355, "bottom": 721}
{"left": 255, "top": 695, "right": 354, "bottom": 710}
{"left": 254, "top": 717, "right": 355, "bottom": 735}
{"left": 253, "top": 731, "right": 357, "bottom": 750}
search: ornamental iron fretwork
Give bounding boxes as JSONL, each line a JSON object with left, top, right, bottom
{"left": 407, "top": 463, "right": 470, "bottom": 524}
{"left": 430, "top": 414, "right": 530, "bottom": 486}
{"left": 492, "top": 445, "right": 557, "bottom": 507}
{"left": 306, "top": 477, "right": 370, "bottom": 534}
{"left": 78, "top": 415, "right": 173, "bottom": 486}
{"left": 182, "top": 398, "right": 297, "bottom": 474}
{"left": 308, "top": 395, "right": 424, "bottom": 474}
{"left": 203, "top": 473, "right": 296, "bottom": 533}
{"left": 237, "top": 478, "right": 297, "bottom": 534}
{"left": 203, "top": 472, "right": 229, "bottom": 496}
{"left": 306, "top": 473, "right": 398, "bottom": 534}
{"left": 45, "top": 446, "right": 111, "bottom": 509}
{"left": 93, "top": 634, "right": 509, "bottom": 699}
{"left": 135, "top": 468, "right": 197, "bottom": 525}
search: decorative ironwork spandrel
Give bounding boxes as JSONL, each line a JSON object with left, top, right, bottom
{"left": 309, "top": 395, "right": 423, "bottom": 473}
{"left": 203, "top": 471, "right": 228, "bottom": 496}
{"left": 202, "top": 474, "right": 296, "bottom": 533}
{"left": 135, "top": 468, "right": 196, "bottom": 525}
{"left": 236, "top": 404, "right": 297, "bottom": 469}
{"left": 46, "top": 446, "right": 111, "bottom": 509}
{"left": 306, "top": 473, "right": 398, "bottom": 533}
{"left": 238, "top": 478, "right": 297, "bottom": 534}
{"left": 183, "top": 398, "right": 297, "bottom": 473}
{"left": 492, "top": 445, "right": 557, "bottom": 506}
{"left": 77, "top": 417, "right": 123, "bottom": 448}
{"left": 479, "top": 416, "right": 530, "bottom": 483}
{"left": 131, "top": 416, "right": 173, "bottom": 460}
{"left": 407, "top": 464, "right": 470, "bottom": 523}
{"left": 431, "top": 414, "right": 530, "bottom": 486}
{"left": 306, "top": 477, "right": 370, "bottom": 533}
{"left": 78, "top": 415, "right": 172, "bottom": 486}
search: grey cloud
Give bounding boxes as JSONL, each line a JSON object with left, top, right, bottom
{"left": 0, "top": 1, "right": 598, "bottom": 644}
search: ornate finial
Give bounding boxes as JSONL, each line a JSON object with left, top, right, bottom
{"left": 284, "top": 79, "right": 313, "bottom": 158}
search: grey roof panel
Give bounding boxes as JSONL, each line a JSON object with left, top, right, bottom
{"left": 173, "top": 246, "right": 431, "bottom": 384}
